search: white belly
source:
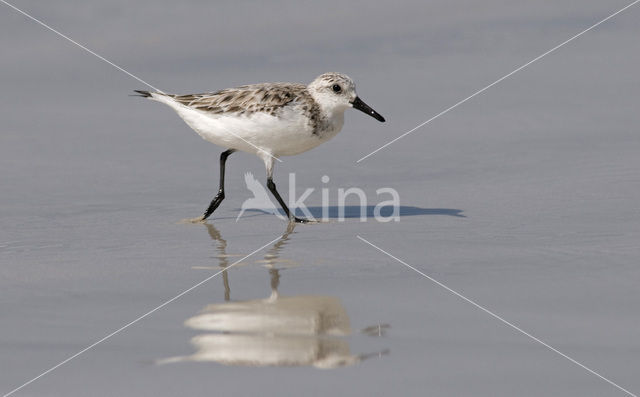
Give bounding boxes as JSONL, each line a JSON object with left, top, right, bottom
{"left": 153, "top": 95, "right": 342, "bottom": 157}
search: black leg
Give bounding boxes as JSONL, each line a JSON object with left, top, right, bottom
{"left": 201, "top": 149, "right": 235, "bottom": 220}
{"left": 266, "top": 177, "right": 311, "bottom": 223}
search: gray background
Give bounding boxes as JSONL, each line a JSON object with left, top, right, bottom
{"left": 1, "top": 0, "right": 639, "bottom": 396}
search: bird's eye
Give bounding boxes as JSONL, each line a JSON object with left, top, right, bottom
{"left": 332, "top": 84, "right": 342, "bottom": 93}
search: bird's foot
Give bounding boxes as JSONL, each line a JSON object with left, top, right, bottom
{"left": 290, "top": 216, "right": 317, "bottom": 224}
{"left": 180, "top": 216, "right": 207, "bottom": 224}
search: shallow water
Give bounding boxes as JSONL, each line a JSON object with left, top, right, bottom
{"left": 2, "top": 1, "right": 640, "bottom": 396}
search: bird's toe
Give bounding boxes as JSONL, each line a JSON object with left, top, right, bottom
{"left": 292, "top": 216, "right": 316, "bottom": 224}
{"left": 181, "top": 216, "right": 207, "bottom": 224}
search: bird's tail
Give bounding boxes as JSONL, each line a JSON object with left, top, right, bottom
{"left": 132, "top": 90, "right": 153, "bottom": 98}
{"left": 132, "top": 90, "right": 178, "bottom": 108}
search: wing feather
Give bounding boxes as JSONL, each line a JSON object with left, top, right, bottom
{"left": 169, "top": 82, "right": 310, "bottom": 117}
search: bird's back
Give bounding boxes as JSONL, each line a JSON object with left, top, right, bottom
{"left": 169, "top": 82, "right": 310, "bottom": 117}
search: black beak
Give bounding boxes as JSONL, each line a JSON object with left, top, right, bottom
{"left": 351, "top": 96, "right": 385, "bottom": 122}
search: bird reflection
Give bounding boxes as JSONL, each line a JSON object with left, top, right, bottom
{"left": 160, "top": 223, "right": 388, "bottom": 368}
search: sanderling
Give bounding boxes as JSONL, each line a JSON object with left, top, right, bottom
{"left": 135, "top": 72, "right": 385, "bottom": 223}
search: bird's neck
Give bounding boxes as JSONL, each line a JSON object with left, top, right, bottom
{"left": 317, "top": 107, "right": 345, "bottom": 137}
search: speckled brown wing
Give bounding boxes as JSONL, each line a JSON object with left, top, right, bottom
{"left": 169, "top": 82, "right": 311, "bottom": 117}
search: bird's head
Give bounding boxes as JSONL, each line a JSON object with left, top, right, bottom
{"left": 308, "top": 73, "right": 385, "bottom": 122}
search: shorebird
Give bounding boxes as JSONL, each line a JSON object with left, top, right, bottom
{"left": 134, "top": 72, "right": 385, "bottom": 223}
